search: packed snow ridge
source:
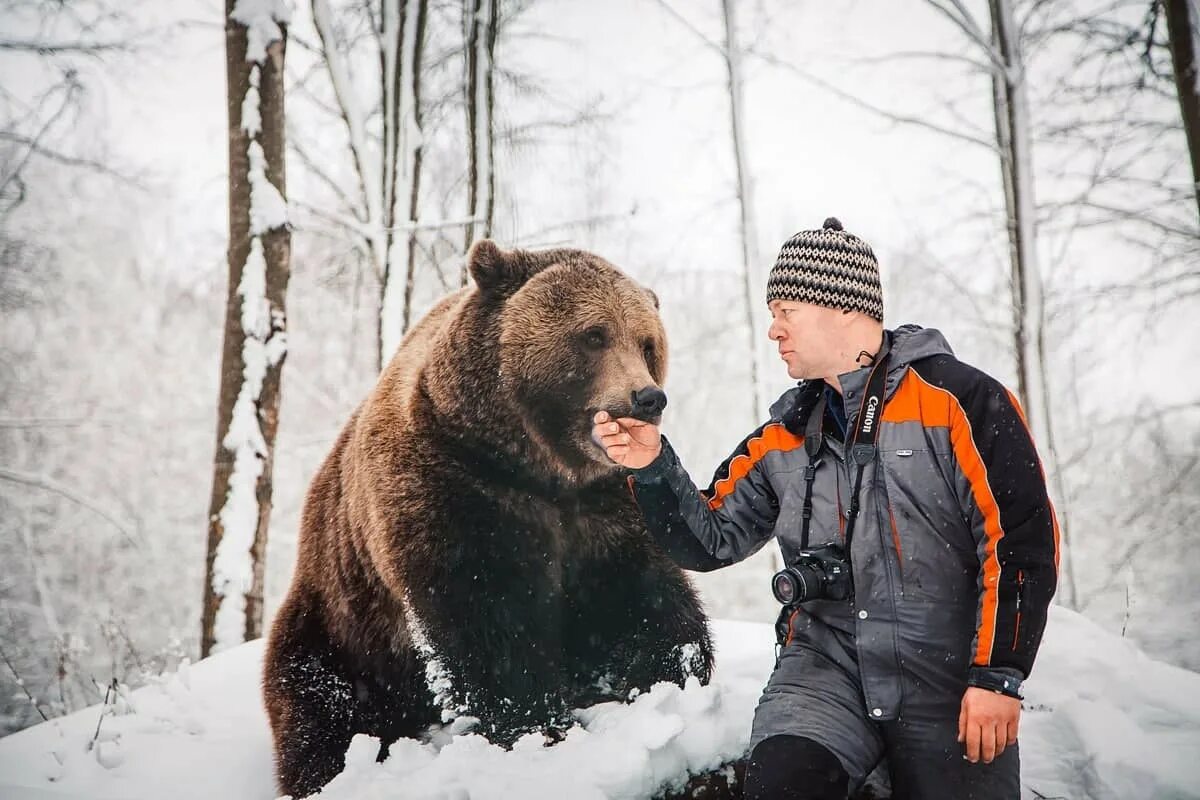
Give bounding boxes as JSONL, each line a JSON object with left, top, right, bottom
{"left": 1, "top": 609, "right": 1199, "bottom": 799}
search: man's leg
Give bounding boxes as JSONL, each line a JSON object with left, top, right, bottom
{"left": 746, "top": 641, "right": 885, "bottom": 798}
{"left": 883, "top": 711, "right": 1020, "bottom": 800}
{"left": 745, "top": 734, "right": 849, "bottom": 800}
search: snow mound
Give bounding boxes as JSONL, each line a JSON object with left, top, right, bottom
{"left": 1, "top": 610, "right": 1199, "bottom": 799}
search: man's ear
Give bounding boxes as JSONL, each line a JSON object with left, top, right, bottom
{"left": 467, "top": 240, "right": 536, "bottom": 296}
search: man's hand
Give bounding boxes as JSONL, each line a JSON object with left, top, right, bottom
{"left": 958, "top": 687, "right": 1020, "bottom": 764}
{"left": 592, "top": 410, "right": 662, "bottom": 469}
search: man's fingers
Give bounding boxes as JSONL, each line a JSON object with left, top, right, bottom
{"left": 1006, "top": 719, "right": 1019, "bottom": 747}
{"left": 597, "top": 432, "right": 630, "bottom": 448}
{"left": 993, "top": 725, "right": 1006, "bottom": 759}
{"left": 593, "top": 411, "right": 610, "bottom": 424}
{"left": 957, "top": 701, "right": 967, "bottom": 743}
{"left": 980, "top": 723, "right": 997, "bottom": 764}
{"left": 965, "top": 724, "right": 982, "bottom": 763}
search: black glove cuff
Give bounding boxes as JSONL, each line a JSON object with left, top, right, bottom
{"left": 967, "top": 666, "right": 1024, "bottom": 700}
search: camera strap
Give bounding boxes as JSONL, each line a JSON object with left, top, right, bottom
{"left": 799, "top": 393, "right": 826, "bottom": 551}
{"left": 843, "top": 353, "right": 890, "bottom": 554}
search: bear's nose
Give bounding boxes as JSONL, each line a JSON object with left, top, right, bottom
{"left": 631, "top": 387, "right": 668, "bottom": 419}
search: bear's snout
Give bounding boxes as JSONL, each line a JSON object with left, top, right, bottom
{"left": 629, "top": 386, "right": 667, "bottom": 421}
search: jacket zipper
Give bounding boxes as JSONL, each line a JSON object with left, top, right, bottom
{"left": 1012, "top": 570, "right": 1025, "bottom": 650}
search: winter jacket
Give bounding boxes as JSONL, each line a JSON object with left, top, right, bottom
{"left": 630, "top": 325, "right": 1059, "bottom": 719}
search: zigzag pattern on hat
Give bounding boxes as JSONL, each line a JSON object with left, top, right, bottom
{"left": 766, "top": 217, "right": 884, "bottom": 321}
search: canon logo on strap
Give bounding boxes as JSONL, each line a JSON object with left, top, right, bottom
{"left": 862, "top": 396, "right": 880, "bottom": 433}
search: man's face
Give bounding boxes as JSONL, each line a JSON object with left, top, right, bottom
{"left": 767, "top": 300, "right": 843, "bottom": 380}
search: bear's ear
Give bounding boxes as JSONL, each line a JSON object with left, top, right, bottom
{"left": 467, "top": 239, "right": 534, "bottom": 295}
{"left": 646, "top": 288, "right": 660, "bottom": 310}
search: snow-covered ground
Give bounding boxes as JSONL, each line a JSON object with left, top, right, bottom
{"left": 1, "top": 609, "right": 1198, "bottom": 800}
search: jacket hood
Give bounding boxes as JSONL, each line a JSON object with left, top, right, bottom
{"left": 887, "top": 324, "right": 954, "bottom": 370}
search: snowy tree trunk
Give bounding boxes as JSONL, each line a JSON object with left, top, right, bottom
{"left": 310, "top": 0, "right": 388, "bottom": 370}
{"left": 377, "top": 0, "right": 428, "bottom": 366}
{"left": 202, "top": 0, "right": 291, "bottom": 658}
{"left": 1165, "top": 0, "right": 1200, "bottom": 222}
{"left": 462, "top": 0, "right": 496, "bottom": 287}
{"left": 989, "top": 0, "right": 1076, "bottom": 608}
{"left": 400, "top": 0, "right": 428, "bottom": 335}
{"left": 721, "top": 0, "right": 765, "bottom": 425}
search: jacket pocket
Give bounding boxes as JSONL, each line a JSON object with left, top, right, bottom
{"left": 880, "top": 448, "right": 977, "bottom": 603}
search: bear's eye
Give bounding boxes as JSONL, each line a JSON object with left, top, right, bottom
{"left": 582, "top": 326, "right": 608, "bottom": 350}
{"left": 642, "top": 340, "right": 656, "bottom": 362}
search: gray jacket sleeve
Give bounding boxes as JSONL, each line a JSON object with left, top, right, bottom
{"left": 628, "top": 431, "right": 779, "bottom": 568}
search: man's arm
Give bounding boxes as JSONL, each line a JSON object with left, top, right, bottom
{"left": 629, "top": 434, "right": 779, "bottom": 568}
{"left": 594, "top": 412, "right": 782, "bottom": 568}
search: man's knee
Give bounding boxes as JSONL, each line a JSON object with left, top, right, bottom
{"left": 744, "top": 734, "right": 849, "bottom": 800}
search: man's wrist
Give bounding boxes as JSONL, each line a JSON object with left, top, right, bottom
{"left": 967, "top": 666, "right": 1025, "bottom": 700}
{"left": 628, "top": 437, "right": 671, "bottom": 482}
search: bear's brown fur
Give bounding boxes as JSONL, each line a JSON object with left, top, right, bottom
{"left": 263, "top": 241, "right": 713, "bottom": 798}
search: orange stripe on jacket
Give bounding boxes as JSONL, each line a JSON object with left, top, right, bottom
{"left": 705, "top": 423, "right": 804, "bottom": 511}
{"left": 903, "top": 370, "right": 1006, "bottom": 667}
{"left": 1005, "top": 389, "right": 1062, "bottom": 574}
{"left": 880, "top": 370, "right": 952, "bottom": 427}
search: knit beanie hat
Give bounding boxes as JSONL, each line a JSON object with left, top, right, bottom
{"left": 766, "top": 217, "right": 884, "bottom": 321}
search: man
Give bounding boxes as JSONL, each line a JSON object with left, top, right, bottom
{"left": 593, "top": 218, "right": 1059, "bottom": 799}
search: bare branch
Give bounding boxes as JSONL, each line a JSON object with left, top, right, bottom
{"left": 0, "top": 131, "right": 139, "bottom": 184}
{"left": 0, "top": 37, "right": 134, "bottom": 55}
{"left": 924, "top": 0, "right": 1006, "bottom": 69}
{"left": 0, "top": 642, "right": 50, "bottom": 723}
{"left": 0, "top": 467, "right": 140, "bottom": 548}
{"left": 648, "top": 0, "right": 724, "bottom": 56}
{"left": 747, "top": 47, "right": 1000, "bottom": 154}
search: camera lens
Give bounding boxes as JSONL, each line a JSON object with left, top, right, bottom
{"left": 772, "top": 571, "right": 797, "bottom": 604}
{"left": 772, "top": 563, "right": 825, "bottom": 605}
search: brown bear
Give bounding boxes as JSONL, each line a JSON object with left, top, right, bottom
{"left": 263, "top": 240, "right": 715, "bottom": 798}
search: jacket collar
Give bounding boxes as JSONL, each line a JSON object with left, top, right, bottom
{"left": 771, "top": 325, "right": 955, "bottom": 433}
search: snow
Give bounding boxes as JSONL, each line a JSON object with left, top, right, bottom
{"left": 2, "top": 610, "right": 1199, "bottom": 799}
{"left": 230, "top": 0, "right": 293, "bottom": 64}
{"left": 247, "top": 140, "right": 289, "bottom": 235}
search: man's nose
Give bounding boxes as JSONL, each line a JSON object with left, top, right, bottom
{"left": 631, "top": 386, "right": 667, "bottom": 419}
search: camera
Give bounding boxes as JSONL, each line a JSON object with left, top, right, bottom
{"left": 771, "top": 542, "right": 853, "bottom": 604}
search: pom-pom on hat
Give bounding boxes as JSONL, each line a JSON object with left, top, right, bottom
{"left": 766, "top": 217, "right": 884, "bottom": 322}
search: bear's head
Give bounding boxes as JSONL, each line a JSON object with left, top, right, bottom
{"left": 432, "top": 240, "right": 667, "bottom": 485}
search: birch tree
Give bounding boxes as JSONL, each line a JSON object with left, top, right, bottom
{"left": 201, "top": 0, "right": 292, "bottom": 658}
{"left": 461, "top": 0, "right": 496, "bottom": 286}
{"left": 653, "top": 0, "right": 767, "bottom": 425}
{"left": 721, "top": 0, "right": 767, "bottom": 423}
{"left": 1165, "top": 0, "right": 1200, "bottom": 220}
{"left": 309, "top": 0, "right": 428, "bottom": 370}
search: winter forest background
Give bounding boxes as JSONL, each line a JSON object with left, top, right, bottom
{"left": 1, "top": 0, "right": 1198, "bottom": 738}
